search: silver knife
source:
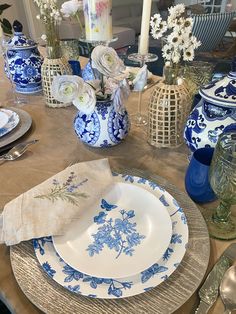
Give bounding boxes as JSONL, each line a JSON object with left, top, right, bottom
{"left": 195, "top": 243, "right": 236, "bottom": 314}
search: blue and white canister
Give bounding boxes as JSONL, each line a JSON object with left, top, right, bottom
{"left": 184, "top": 59, "right": 236, "bottom": 152}
{"left": 5, "top": 20, "right": 43, "bottom": 94}
{"left": 74, "top": 98, "right": 130, "bottom": 148}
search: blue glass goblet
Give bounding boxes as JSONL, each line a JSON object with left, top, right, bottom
{"left": 185, "top": 147, "right": 217, "bottom": 203}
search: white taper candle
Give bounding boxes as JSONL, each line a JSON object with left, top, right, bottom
{"left": 139, "top": 0, "right": 152, "bottom": 55}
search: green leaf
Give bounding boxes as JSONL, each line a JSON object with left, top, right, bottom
{"left": 1, "top": 18, "right": 12, "bottom": 35}
{"left": 0, "top": 4, "right": 11, "bottom": 15}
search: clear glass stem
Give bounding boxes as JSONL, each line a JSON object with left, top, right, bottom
{"left": 137, "top": 90, "right": 142, "bottom": 116}
{"left": 213, "top": 200, "right": 231, "bottom": 223}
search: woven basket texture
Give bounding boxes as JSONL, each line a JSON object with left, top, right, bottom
{"left": 41, "top": 57, "right": 72, "bottom": 108}
{"left": 148, "top": 81, "right": 191, "bottom": 148}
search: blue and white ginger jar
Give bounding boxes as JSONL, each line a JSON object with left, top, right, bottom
{"left": 6, "top": 20, "right": 43, "bottom": 94}
{"left": 184, "top": 61, "right": 236, "bottom": 152}
{"left": 74, "top": 99, "right": 130, "bottom": 147}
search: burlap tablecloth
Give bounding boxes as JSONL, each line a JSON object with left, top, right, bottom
{"left": 0, "top": 57, "right": 234, "bottom": 314}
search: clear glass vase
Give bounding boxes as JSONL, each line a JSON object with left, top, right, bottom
{"left": 163, "top": 64, "right": 179, "bottom": 85}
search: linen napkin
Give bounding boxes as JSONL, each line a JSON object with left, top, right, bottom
{"left": 0, "top": 159, "right": 114, "bottom": 246}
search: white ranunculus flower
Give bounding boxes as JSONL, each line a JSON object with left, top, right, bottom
{"left": 60, "top": 0, "right": 83, "bottom": 17}
{"left": 91, "top": 45, "right": 125, "bottom": 78}
{"left": 51, "top": 75, "right": 84, "bottom": 103}
{"left": 73, "top": 83, "right": 96, "bottom": 114}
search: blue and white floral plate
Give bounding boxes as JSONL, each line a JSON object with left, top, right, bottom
{"left": 0, "top": 110, "right": 9, "bottom": 129}
{"left": 52, "top": 180, "right": 172, "bottom": 279}
{"left": 0, "top": 109, "right": 20, "bottom": 138}
{"left": 33, "top": 174, "right": 188, "bottom": 299}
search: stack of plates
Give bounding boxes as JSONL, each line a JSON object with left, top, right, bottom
{"left": 33, "top": 174, "right": 189, "bottom": 299}
{"left": 0, "top": 109, "right": 20, "bottom": 138}
{"left": 0, "top": 107, "right": 32, "bottom": 151}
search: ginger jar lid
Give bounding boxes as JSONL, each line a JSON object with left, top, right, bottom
{"left": 7, "top": 20, "right": 36, "bottom": 49}
{"left": 199, "top": 59, "right": 236, "bottom": 108}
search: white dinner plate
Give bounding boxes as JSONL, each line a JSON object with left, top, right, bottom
{"left": 33, "top": 173, "right": 189, "bottom": 299}
{"left": 0, "top": 110, "right": 9, "bottom": 129}
{"left": 0, "top": 109, "right": 20, "bottom": 138}
{"left": 52, "top": 181, "right": 172, "bottom": 278}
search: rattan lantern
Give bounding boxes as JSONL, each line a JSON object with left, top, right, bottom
{"left": 148, "top": 80, "right": 191, "bottom": 148}
{"left": 41, "top": 56, "right": 72, "bottom": 108}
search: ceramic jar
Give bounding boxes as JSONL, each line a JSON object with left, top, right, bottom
{"left": 184, "top": 62, "right": 236, "bottom": 152}
{"left": 6, "top": 20, "right": 43, "bottom": 94}
{"left": 74, "top": 99, "right": 130, "bottom": 147}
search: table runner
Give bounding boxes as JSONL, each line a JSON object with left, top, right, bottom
{"left": 10, "top": 168, "right": 210, "bottom": 314}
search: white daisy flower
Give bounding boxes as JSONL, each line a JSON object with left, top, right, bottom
{"left": 168, "top": 4, "right": 185, "bottom": 20}
{"left": 172, "top": 50, "right": 181, "bottom": 64}
{"left": 183, "top": 48, "right": 195, "bottom": 61}
{"left": 162, "top": 44, "right": 173, "bottom": 61}
{"left": 150, "top": 13, "right": 162, "bottom": 28}
{"left": 167, "top": 31, "right": 182, "bottom": 47}
{"left": 190, "top": 36, "right": 201, "bottom": 49}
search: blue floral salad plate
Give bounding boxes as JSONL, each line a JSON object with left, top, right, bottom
{"left": 0, "top": 109, "right": 20, "bottom": 138}
{"left": 0, "top": 110, "right": 9, "bottom": 129}
{"left": 33, "top": 174, "right": 189, "bottom": 299}
{"left": 52, "top": 180, "right": 172, "bottom": 279}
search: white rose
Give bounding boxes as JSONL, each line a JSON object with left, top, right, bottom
{"left": 51, "top": 75, "right": 84, "bottom": 103}
{"left": 73, "top": 83, "right": 96, "bottom": 114}
{"left": 91, "top": 45, "right": 125, "bottom": 78}
{"left": 60, "top": 0, "right": 83, "bottom": 17}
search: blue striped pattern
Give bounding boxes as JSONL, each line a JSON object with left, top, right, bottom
{"left": 192, "top": 12, "right": 235, "bottom": 52}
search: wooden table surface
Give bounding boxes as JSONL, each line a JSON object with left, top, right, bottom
{"left": 0, "top": 57, "right": 235, "bottom": 314}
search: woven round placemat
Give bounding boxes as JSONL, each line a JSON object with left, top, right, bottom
{"left": 10, "top": 168, "right": 210, "bottom": 314}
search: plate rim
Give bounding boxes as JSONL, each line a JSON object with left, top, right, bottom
{"left": 0, "top": 107, "right": 32, "bottom": 149}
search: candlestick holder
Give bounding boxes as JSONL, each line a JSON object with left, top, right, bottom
{"left": 79, "top": 37, "right": 118, "bottom": 47}
{"left": 127, "top": 53, "right": 158, "bottom": 127}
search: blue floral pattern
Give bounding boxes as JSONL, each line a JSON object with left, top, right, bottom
{"left": 108, "top": 107, "right": 130, "bottom": 144}
{"left": 141, "top": 264, "right": 168, "bottom": 283}
{"left": 0, "top": 109, "right": 19, "bottom": 138}
{"left": 74, "top": 99, "right": 129, "bottom": 147}
{"left": 34, "top": 174, "right": 188, "bottom": 299}
{"left": 74, "top": 111, "right": 100, "bottom": 146}
{"left": 87, "top": 199, "right": 145, "bottom": 259}
{"left": 6, "top": 43, "right": 43, "bottom": 94}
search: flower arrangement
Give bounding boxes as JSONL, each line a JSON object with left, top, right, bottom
{"left": 34, "top": 0, "right": 62, "bottom": 58}
{"left": 51, "top": 45, "right": 130, "bottom": 113}
{"left": 60, "top": 0, "right": 84, "bottom": 35}
{"left": 150, "top": 4, "right": 201, "bottom": 84}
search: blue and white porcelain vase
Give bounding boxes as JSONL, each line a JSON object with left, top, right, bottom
{"left": 184, "top": 60, "right": 236, "bottom": 152}
{"left": 74, "top": 99, "right": 130, "bottom": 147}
{"left": 6, "top": 20, "right": 43, "bottom": 94}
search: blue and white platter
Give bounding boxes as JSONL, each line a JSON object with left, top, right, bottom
{"left": 52, "top": 180, "right": 172, "bottom": 279}
{"left": 0, "top": 109, "right": 20, "bottom": 138}
{"left": 33, "top": 174, "right": 188, "bottom": 299}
